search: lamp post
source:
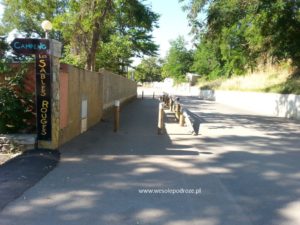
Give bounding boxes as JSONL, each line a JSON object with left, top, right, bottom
{"left": 41, "top": 20, "right": 53, "bottom": 39}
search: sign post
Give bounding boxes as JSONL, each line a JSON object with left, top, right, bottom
{"left": 11, "top": 38, "right": 61, "bottom": 148}
{"left": 35, "top": 53, "right": 52, "bottom": 140}
{"left": 10, "top": 38, "right": 49, "bottom": 55}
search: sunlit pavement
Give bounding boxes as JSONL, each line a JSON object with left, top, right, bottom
{"left": 0, "top": 94, "right": 300, "bottom": 225}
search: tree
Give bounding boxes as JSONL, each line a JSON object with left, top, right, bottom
{"left": 0, "top": 25, "right": 5, "bottom": 36}
{"left": 0, "top": 38, "right": 34, "bottom": 133}
{"left": 55, "top": 0, "right": 114, "bottom": 71}
{"left": 51, "top": 0, "right": 158, "bottom": 73}
{"left": 96, "top": 34, "right": 133, "bottom": 75}
{"left": 192, "top": 38, "right": 223, "bottom": 79}
{"left": 94, "top": 0, "right": 159, "bottom": 74}
{"left": 2, "top": 0, "right": 159, "bottom": 72}
{"left": 162, "top": 36, "right": 193, "bottom": 81}
{"left": 134, "top": 57, "right": 163, "bottom": 82}
{"left": 180, "top": 0, "right": 300, "bottom": 79}
{"left": 1, "top": 0, "right": 68, "bottom": 40}
{"left": 0, "top": 37, "right": 8, "bottom": 61}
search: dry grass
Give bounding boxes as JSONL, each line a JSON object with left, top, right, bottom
{"left": 198, "top": 64, "right": 300, "bottom": 95}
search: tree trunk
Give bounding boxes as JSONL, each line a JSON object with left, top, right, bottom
{"left": 85, "top": 0, "right": 113, "bottom": 71}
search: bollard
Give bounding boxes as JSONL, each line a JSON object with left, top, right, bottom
{"left": 153, "top": 92, "right": 155, "bottom": 99}
{"left": 114, "top": 100, "right": 120, "bottom": 132}
{"left": 176, "top": 104, "right": 181, "bottom": 120}
{"left": 142, "top": 91, "right": 144, "bottom": 100}
{"left": 169, "top": 98, "right": 172, "bottom": 110}
{"left": 179, "top": 108, "right": 185, "bottom": 126}
{"left": 165, "top": 95, "right": 169, "bottom": 108}
{"left": 174, "top": 103, "right": 177, "bottom": 117}
{"left": 157, "top": 102, "right": 165, "bottom": 135}
{"left": 174, "top": 102, "right": 177, "bottom": 112}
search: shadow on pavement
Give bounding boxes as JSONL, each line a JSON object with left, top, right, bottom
{"left": 1, "top": 98, "right": 300, "bottom": 225}
{"left": 53, "top": 98, "right": 300, "bottom": 224}
{"left": 0, "top": 149, "right": 60, "bottom": 211}
{"left": 61, "top": 98, "right": 200, "bottom": 156}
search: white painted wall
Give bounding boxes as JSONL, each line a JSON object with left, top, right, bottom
{"left": 200, "top": 90, "right": 300, "bottom": 120}
{"left": 140, "top": 82, "right": 200, "bottom": 97}
{"left": 139, "top": 83, "right": 300, "bottom": 120}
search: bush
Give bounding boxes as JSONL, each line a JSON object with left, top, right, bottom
{"left": 0, "top": 64, "right": 35, "bottom": 133}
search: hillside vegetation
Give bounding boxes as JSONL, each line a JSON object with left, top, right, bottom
{"left": 198, "top": 64, "right": 300, "bottom": 95}
{"left": 132, "top": 1, "right": 300, "bottom": 84}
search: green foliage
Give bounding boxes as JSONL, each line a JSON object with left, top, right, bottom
{"left": 0, "top": 25, "right": 5, "bottom": 36}
{"left": 114, "top": 0, "right": 159, "bottom": 57}
{"left": 162, "top": 36, "right": 193, "bottom": 81}
{"left": 60, "top": 45, "right": 86, "bottom": 68}
{"left": 181, "top": 0, "right": 300, "bottom": 80}
{"left": 192, "top": 39, "right": 223, "bottom": 79}
{"left": 134, "top": 57, "right": 163, "bottom": 82}
{"left": 96, "top": 34, "right": 133, "bottom": 75}
{"left": 0, "top": 64, "right": 35, "bottom": 134}
{"left": 0, "top": 38, "right": 10, "bottom": 72}
{"left": 55, "top": 0, "right": 159, "bottom": 72}
{"left": 1, "top": 0, "right": 67, "bottom": 39}
{"left": 2, "top": 0, "right": 159, "bottom": 72}
{"left": 0, "top": 38, "right": 34, "bottom": 133}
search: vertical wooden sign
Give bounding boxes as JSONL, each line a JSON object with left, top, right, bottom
{"left": 11, "top": 38, "right": 52, "bottom": 141}
{"left": 36, "top": 53, "right": 52, "bottom": 140}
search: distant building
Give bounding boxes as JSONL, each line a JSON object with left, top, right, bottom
{"left": 186, "top": 73, "right": 200, "bottom": 86}
{"left": 164, "top": 78, "right": 174, "bottom": 87}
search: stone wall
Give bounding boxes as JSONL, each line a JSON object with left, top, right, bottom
{"left": 0, "top": 134, "right": 35, "bottom": 153}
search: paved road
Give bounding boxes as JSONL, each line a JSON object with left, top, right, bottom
{"left": 0, "top": 96, "right": 300, "bottom": 225}
{"left": 179, "top": 96, "right": 300, "bottom": 225}
{"left": 0, "top": 149, "right": 60, "bottom": 211}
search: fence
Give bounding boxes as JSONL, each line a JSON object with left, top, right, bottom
{"left": 0, "top": 63, "right": 137, "bottom": 148}
{"left": 59, "top": 64, "right": 137, "bottom": 145}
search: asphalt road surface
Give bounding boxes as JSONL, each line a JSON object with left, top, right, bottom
{"left": 0, "top": 96, "right": 300, "bottom": 225}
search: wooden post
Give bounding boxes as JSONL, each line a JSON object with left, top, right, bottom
{"left": 164, "top": 95, "right": 168, "bottom": 105}
{"left": 170, "top": 99, "right": 173, "bottom": 112}
{"left": 179, "top": 108, "right": 185, "bottom": 126}
{"left": 172, "top": 100, "right": 175, "bottom": 112}
{"left": 158, "top": 102, "right": 164, "bottom": 135}
{"left": 176, "top": 104, "right": 181, "bottom": 120}
{"left": 114, "top": 100, "right": 120, "bottom": 132}
{"left": 169, "top": 98, "right": 172, "bottom": 110}
{"left": 165, "top": 96, "right": 169, "bottom": 108}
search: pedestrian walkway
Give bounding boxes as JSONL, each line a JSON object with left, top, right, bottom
{"left": 1, "top": 96, "right": 300, "bottom": 225}
{"left": 0, "top": 149, "right": 60, "bottom": 211}
{"left": 0, "top": 97, "right": 252, "bottom": 225}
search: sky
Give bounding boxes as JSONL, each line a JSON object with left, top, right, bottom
{"left": 145, "top": 0, "right": 192, "bottom": 58}
{"left": 0, "top": 1, "right": 192, "bottom": 59}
